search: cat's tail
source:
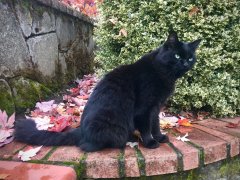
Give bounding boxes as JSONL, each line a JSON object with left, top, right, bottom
{"left": 14, "top": 119, "right": 80, "bottom": 146}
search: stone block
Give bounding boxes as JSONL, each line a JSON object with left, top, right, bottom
{"left": 31, "top": 4, "right": 55, "bottom": 35}
{"left": 0, "top": 1, "right": 31, "bottom": 77}
{"left": 14, "top": 0, "right": 33, "bottom": 37}
{"left": 27, "top": 33, "right": 58, "bottom": 78}
{"left": 56, "top": 16, "right": 76, "bottom": 51}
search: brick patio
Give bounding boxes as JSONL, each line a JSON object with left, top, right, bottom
{"left": 0, "top": 117, "right": 239, "bottom": 179}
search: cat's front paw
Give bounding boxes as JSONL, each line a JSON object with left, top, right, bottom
{"left": 143, "top": 139, "right": 160, "bottom": 149}
{"left": 153, "top": 134, "right": 169, "bottom": 143}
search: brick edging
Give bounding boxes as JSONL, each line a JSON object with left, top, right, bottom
{"left": 0, "top": 118, "right": 240, "bottom": 179}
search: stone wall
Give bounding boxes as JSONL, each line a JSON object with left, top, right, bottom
{"left": 0, "top": 0, "right": 94, "bottom": 114}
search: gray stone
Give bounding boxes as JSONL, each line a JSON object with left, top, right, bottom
{"left": 59, "top": 52, "right": 67, "bottom": 74}
{"left": 31, "top": 6, "right": 55, "bottom": 34}
{"left": 35, "top": 0, "right": 52, "bottom": 7}
{"left": 0, "top": 66, "right": 14, "bottom": 78}
{"left": 14, "top": 0, "right": 33, "bottom": 37}
{"left": 51, "top": 0, "right": 67, "bottom": 13}
{"left": 56, "top": 16, "right": 76, "bottom": 51}
{"left": 0, "top": 0, "right": 94, "bottom": 113}
{"left": 27, "top": 33, "right": 58, "bottom": 77}
{"left": 0, "top": 1, "right": 31, "bottom": 76}
{"left": 0, "top": 79, "right": 15, "bottom": 114}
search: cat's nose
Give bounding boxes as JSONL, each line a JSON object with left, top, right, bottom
{"left": 183, "top": 61, "right": 188, "bottom": 66}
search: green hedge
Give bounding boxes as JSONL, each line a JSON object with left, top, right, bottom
{"left": 94, "top": 0, "right": 240, "bottom": 117}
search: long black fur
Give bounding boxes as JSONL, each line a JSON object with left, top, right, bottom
{"left": 14, "top": 31, "right": 201, "bottom": 152}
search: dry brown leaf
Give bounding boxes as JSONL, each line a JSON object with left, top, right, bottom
{"left": 189, "top": 6, "right": 200, "bottom": 16}
{"left": 119, "top": 28, "right": 127, "bottom": 37}
{"left": 109, "top": 18, "right": 118, "bottom": 25}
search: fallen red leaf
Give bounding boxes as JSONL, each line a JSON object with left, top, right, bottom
{"left": 77, "top": 95, "right": 89, "bottom": 100}
{"left": 69, "top": 87, "right": 79, "bottom": 95}
{"left": 49, "top": 116, "right": 71, "bottom": 132}
{"left": 226, "top": 121, "right": 240, "bottom": 128}
{"left": 71, "top": 97, "right": 84, "bottom": 106}
{"left": 178, "top": 118, "right": 192, "bottom": 127}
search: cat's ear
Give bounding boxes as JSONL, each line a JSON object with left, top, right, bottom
{"left": 165, "top": 30, "right": 179, "bottom": 48}
{"left": 189, "top": 39, "right": 201, "bottom": 51}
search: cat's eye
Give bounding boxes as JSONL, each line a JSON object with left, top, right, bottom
{"left": 189, "top": 58, "right": 193, "bottom": 61}
{"left": 175, "top": 54, "right": 180, "bottom": 59}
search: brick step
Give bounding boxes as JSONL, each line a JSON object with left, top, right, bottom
{"left": 0, "top": 118, "right": 239, "bottom": 179}
{"left": 0, "top": 161, "right": 76, "bottom": 180}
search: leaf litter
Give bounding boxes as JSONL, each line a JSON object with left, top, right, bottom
{"left": 27, "top": 74, "right": 98, "bottom": 132}
{"left": 159, "top": 112, "right": 192, "bottom": 130}
{"left": 0, "top": 110, "right": 15, "bottom": 147}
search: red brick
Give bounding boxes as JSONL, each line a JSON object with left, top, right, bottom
{"left": 219, "top": 117, "right": 240, "bottom": 123}
{"left": 48, "top": 146, "right": 84, "bottom": 162}
{"left": 0, "top": 160, "right": 76, "bottom": 180}
{"left": 187, "top": 127, "right": 227, "bottom": 164}
{"left": 85, "top": 148, "right": 120, "bottom": 179}
{"left": 169, "top": 134, "right": 199, "bottom": 170}
{"left": 124, "top": 147, "right": 140, "bottom": 177}
{"left": 0, "top": 141, "right": 26, "bottom": 159}
{"left": 139, "top": 143, "right": 177, "bottom": 176}
{"left": 12, "top": 145, "right": 53, "bottom": 161}
{"left": 193, "top": 124, "right": 239, "bottom": 157}
{"left": 197, "top": 119, "right": 240, "bottom": 138}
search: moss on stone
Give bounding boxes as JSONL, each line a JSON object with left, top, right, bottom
{"left": 77, "top": 153, "right": 87, "bottom": 179}
{"left": 186, "top": 141, "right": 205, "bottom": 167}
{"left": 118, "top": 150, "right": 125, "bottom": 178}
{"left": 0, "top": 90, "right": 15, "bottom": 115}
{"left": 9, "top": 76, "right": 52, "bottom": 113}
{"left": 135, "top": 147, "right": 146, "bottom": 176}
{"left": 0, "top": 79, "right": 15, "bottom": 115}
{"left": 168, "top": 142, "right": 184, "bottom": 172}
{"left": 42, "top": 147, "right": 58, "bottom": 161}
{"left": 219, "top": 158, "right": 240, "bottom": 178}
{"left": 20, "top": 0, "right": 31, "bottom": 10}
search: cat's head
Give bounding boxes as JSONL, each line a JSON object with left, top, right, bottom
{"left": 153, "top": 31, "right": 201, "bottom": 79}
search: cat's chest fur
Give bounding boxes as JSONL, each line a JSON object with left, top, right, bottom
{"left": 101, "top": 58, "right": 175, "bottom": 116}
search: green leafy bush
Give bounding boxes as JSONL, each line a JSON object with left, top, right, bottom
{"left": 94, "top": 0, "right": 240, "bottom": 117}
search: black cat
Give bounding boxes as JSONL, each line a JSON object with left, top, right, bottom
{"left": 14, "top": 31, "right": 201, "bottom": 152}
